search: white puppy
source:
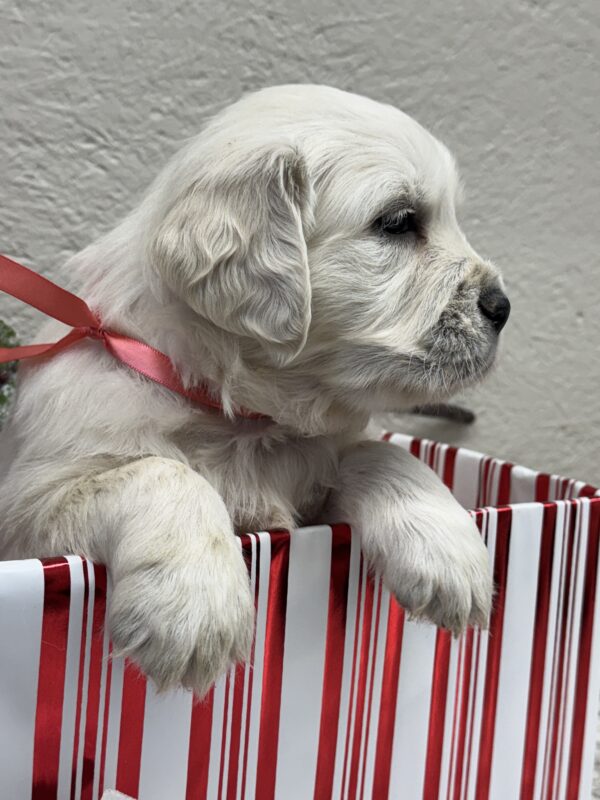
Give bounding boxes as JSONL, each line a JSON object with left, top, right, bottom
{"left": 0, "top": 85, "right": 510, "bottom": 696}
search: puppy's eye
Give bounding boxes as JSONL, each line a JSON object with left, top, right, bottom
{"left": 374, "top": 210, "right": 418, "bottom": 237}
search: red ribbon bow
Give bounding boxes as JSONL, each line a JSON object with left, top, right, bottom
{"left": 0, "top": 254, "right": 265, "bottom": 420}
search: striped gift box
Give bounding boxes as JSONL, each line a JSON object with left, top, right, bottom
{"left": 1, "top": 435, "right": 599, "bottom": 800}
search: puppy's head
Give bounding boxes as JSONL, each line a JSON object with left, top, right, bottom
{"left": 147, "top": 85, "right": 509, "bottom": 419}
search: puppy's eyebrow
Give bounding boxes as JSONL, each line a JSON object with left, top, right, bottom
{"left": 372, "top": 191, "right": 417, "bottom": 220}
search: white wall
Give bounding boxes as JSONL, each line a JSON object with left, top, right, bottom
{"left": 1, "top": 0, "right": 598, "bottom": 484}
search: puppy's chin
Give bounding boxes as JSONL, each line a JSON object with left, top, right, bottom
{"left": 414, "top": 319, "right": 499, "bottom": 396}
{"left": 403, "top": 342, "right": 498, "bottom": 406}
{"left": 321, "top": 330, "right": 498, "bottom": 414}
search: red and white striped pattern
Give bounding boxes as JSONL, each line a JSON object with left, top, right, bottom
{"left": 0, "top": 436, "right": 599, "bottom": 799}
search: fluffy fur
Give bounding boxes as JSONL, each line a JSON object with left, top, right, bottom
{"left": 0, "top": 85, "right": 508, "bottom": 695}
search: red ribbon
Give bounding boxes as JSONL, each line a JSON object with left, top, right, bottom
{"left": 0, "top": 254, "right": 265, "bottom": 420}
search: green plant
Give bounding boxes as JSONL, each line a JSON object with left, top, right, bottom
{"left": 0, "top": 320, "right": 18, "bottom": 428}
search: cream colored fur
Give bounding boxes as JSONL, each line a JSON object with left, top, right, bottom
{"left": 0, "top": 85, "right": 507, "bottom": 695}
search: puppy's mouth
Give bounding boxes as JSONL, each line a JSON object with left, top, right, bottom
{"left": 323, "top": 306, "right": 501, "bottom": 412}
{"left": 417, "top": 306, "right": 499, "bottom": 396}
{"left": 411, "top": 281, "right": 510, "bottom": 401}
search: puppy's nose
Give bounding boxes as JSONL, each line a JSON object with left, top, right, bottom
{"left": 478, "top": 287, "right": 511, "bottom": 333}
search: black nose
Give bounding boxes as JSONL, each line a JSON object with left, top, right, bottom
{"left": 478, "top": 288, "right": 511, "bottom": 333}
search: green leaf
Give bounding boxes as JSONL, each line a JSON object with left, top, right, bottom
{"left": 0, "top": 320, "right": 18, "bottom": 428}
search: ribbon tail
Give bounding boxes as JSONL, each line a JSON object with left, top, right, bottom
{"left": 0, "top": 254, "right": 98, "bottom": 328}
{"left": 0, "top": 329, "right": 88, "bottom": 365}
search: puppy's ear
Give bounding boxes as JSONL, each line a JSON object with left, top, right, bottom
{"left": 149, "top": 144, "right": 312, "bottom": 365}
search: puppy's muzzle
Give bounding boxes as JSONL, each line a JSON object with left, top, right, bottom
{"left": 478, "top": 287, "right": 511, "bottom": 333}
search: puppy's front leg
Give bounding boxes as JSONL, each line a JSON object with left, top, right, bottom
{"left": 327, "top": 441, "right": 492, "bottom": 633}
{"left": 48, "top": 457, "right": 254, "bottom": 696}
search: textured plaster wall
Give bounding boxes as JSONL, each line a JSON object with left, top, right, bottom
{"left": 1, "top": 0, "right": 599, "bottom": 484}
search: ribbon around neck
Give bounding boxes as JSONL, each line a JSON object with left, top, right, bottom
{"left": 0, "top": 253, "right": 266, "bottom": 420}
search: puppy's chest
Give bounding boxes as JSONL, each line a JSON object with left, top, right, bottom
{"left": 181, "top": 431, "right": 339, "bottom": 530}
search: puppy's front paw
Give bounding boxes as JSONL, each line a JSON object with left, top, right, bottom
{"left": 331, "top": 441, "right": 492, "bottom": 635}
{"left": 372, "top": 498, "right": 493, "bottom": 634}
{"left": 109, "top": 535, "right": 254, "bottom": 697}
